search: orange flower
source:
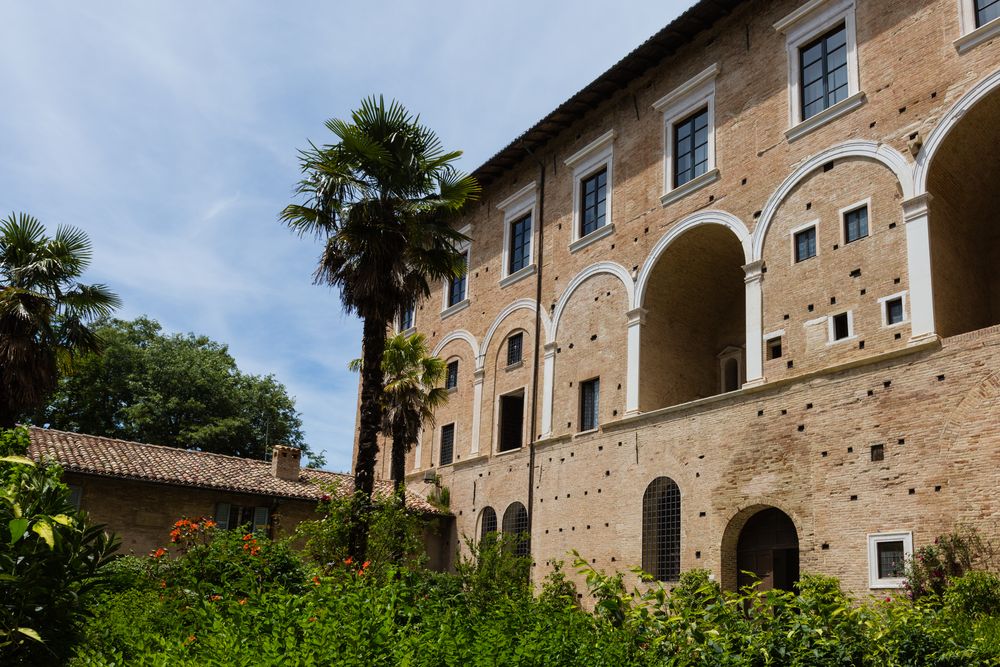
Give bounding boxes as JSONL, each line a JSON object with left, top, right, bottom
{"left": 308, "top": 616, "right": 317, "bottom": 622}
{"left": 151, "top": 547, "right": 167, "bottom": 559}
{"left": 344, "top": 557, "right": 353, "bottom": 566}
{"left": 361, "top": 561, "right": 370, "bottom": 570}
{"left": 205, "top": 520, "right": 216, "bottom": 528}
{"left": 312, "top": 576, "right": 321, "bottom": 586}
{"left": 239, "top": 598, "right": 248, "bottom": 605}
{"left": 242, "top": 534, "right": 254, "bottom": 542}
{"left": 185, "top": 635, "right": 196, "bottom": 644}
{"left": 160, "top": 580, "right": 167, "bottom": 588}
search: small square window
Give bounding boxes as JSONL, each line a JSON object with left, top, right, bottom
{"left": 439, "top": 423, "right": 455, "bottom": 466}
{"left": 794, "top": 226, "right": 817, "bottom": 262}
{"left": 506, "top": 332, "right": 523, "bottom": 366}
{"left": 832, "top": 312, "right": 851, "bottom": 341}
{"left": 508, "top": 214, "right": 532, "bottom": 274}
{"left": 580, "top": 378, "right": 600, "bottom": 432}
{"left": 871, "top": 443, "right": 885, "bottom": 461}
{"left": 868, "top": 531, "right": 913, "bottom": 588}
{"left": 445, "top": 360, "right": 459, "bottom": 390}
{"left": 976, "top": 0, "right": 1000, "bottom": 28}
{"left": 844, "top": 205, "right": 869, "bottom": 244}
{"left": 447, "top": 251, "right": 468, "bottom": 307}
{"left": 767, "top": 337, "right": 783, "bottom": 360}
{"left": 886, "top": 297, "right": 904, "bottom": 326}
{"left": 580, "top": 168, "right": 608, "bottom": 237}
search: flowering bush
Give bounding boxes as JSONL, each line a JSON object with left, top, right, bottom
{"left": 904, "top": 526, "right": 995, "bottom": 599}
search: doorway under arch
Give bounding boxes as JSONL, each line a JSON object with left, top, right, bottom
{"left": 723, "top": 506, "right": 800, "bottom": 592}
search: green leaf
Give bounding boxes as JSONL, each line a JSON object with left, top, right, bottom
{"left": 32, "top": 520, "right": 54, "bottom": 548}
{"left": 0, "top": 455, "right": 34, "bottom": 466}
{"left": 8, "top": 517, "right": 28, "bottom": 544}
{"left": 50, "top": 513, "right": 73, "bottom": 527}
{"left": 16, "top": 627, "right": 42, "bottom": 643}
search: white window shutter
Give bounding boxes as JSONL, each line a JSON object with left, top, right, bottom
{"left": 214, "top": 502, "right": 231, "bottom": 530}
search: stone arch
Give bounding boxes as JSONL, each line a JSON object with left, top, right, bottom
{"left": 480, "top": 298, "right": 551, "bottom": 361}
{"left": 432, "top": 329, "right": 479, "bottom": 365}
{"left": 751, "top": 140, "right": 913, "bottom": 261}
{"left": 635, "top": 210, "right": 751, "bottom": 308}
{"left": 914, "top": 66, "right": 1000, "bottom": 195}
{"left": 720, "top": 499, "right": 805, "bottom": 592}
{"left": 550, "top": 261, "right": 634, "bottom": 341}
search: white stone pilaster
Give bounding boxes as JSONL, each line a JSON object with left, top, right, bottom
{"left": 625, "top": 307, "right": 647, "bottom": 415}
{"left": 470, "top": 368, "right": 486, "bottom": 455}
{"left": 902, "top": 193, "right": 937, "bottom": 342}
{"left": 540, "top": 342, "right": 558, "bottom": 438}
{"left": 743, "top": 260, "right": 765, "bottom": 387}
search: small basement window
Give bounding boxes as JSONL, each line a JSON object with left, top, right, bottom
{"left": 868, "top": 532, "right": 913, "bottom": 588}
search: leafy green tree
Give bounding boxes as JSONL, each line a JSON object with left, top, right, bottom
{"left": 282, "top": 96, "right": 478, "bottom": 560}
{"left": 351, "top": 332, "right": 448, "bottom": 497}
{"left": 34, "top": 317, "right": 323, "bottom": 467}
{"left": 0, "top": 427, "right": 120, "bottom": 665}
{"left": 0, "top": 213, "right": 120, "bottom": 428}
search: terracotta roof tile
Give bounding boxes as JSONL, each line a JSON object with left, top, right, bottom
{"left": 26, "top": 426, "right": 443, "bottom": 514}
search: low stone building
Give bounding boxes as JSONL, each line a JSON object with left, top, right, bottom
{"left": 28, "top": 426, "right": 450, "bottom": 566}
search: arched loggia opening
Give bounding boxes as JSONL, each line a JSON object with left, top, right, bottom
{"left": 926, "top": 85, "right": 1000, "bottom": 337}
{"left": 640, "top": 224, "right": 746, "bottom": 410}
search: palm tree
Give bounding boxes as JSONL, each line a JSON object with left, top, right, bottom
{"left": 282, "top": 96, "right": 479, "bottom": 561}
{"left": 0, "top": 213, "right": 120, "bottom": 428}
{"left": 351, "top": 332, "right": 448, "bottom": 498}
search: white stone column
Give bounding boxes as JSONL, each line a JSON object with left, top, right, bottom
{"left": 470, "top": 368, "right": 485, "bottom": 455}
{"left": 625, "top": 307, "right": 647, "bottom": 415}
{"left": 540, "top": 342, "right": 557, "bottom": 438}
{"left": 743, "top": 260, "right": 765, "bottom": 387}
{"left": 902, "top": 193, "right": 937, "bottom": 342}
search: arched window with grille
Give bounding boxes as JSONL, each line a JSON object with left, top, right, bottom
{"left": 642, "top": 477, "right": 681, "bottom": 581}
{"left": 480, "top": 506, "right": 497, "bottom": 542}
{"left": 502, "top": 501, "right": 530, "bottom": 557}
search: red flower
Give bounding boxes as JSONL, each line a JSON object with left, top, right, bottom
{"left": 321, "top": 494, "right": 331, "bottom": 502}
{"left": 312, "top": 576, "right": 321, "bottom": 586}
{"left": 344, "top": 557, "right": 353, "bottom": 566}
{"left": 151, "top": 547, "right": 167, "bottom": 559}
{"left": 361, "top": 560, "right": 370, "bottom": 570}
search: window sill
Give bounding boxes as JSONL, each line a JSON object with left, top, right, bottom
{"left": 495, "top": 446, "right": 523, "bottom": 457}
{"left": 399, "top": 326, "right": 416, "bottom": 337}
{"left": 446, "top": 386, "right": 458, "bottom": 394}
{"left": 826, "top": 335, "right": 858, "bottom": 347}
{"left": 440, "top": 299, "right": 469, "bottom": 320}
{"left": 955, "top": 19, "right": 1000, "bottom": 53}
{"left": 660, "top": 168, "right": 720, "bottom": 207}
{"left": 569, "top": 223, "right": 614, "bottom": 253}
{"left": 574, "top": 427, "right": 600, "bottom": 438}
{"left": 785, "top": 91, "right": 866, "bottom": 143}
{"left": 882, "top": 320, "right": 909, "bottom": 330}
{"left": 505, "top": 360, "right": 524, "bottom": 372}
{"left": 869, "top": 580, "right": 905, "bottom": 590}
{"left": 499, "top": 263, "right": 536, "bottom": 288}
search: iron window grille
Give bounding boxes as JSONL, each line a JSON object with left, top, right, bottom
{"left": 877, "top": 540, "right": 905, "bottom": 579}
{"left": 480, "top": 507, "right": 497, "bottom": 541}
{"left": 673, "top": 107, "right": 710, "bottom": 187}
{"left": 799, "top": 23, "right": 849, "bottom": 121}
{"left": 642, "top": 477, "right": 681, "bottom": 581}
{"left": 506, "top": 333, "right": 523, "bottom": 366}
{"left": 439, "top": 423, "right": 455, "bottom": 466}
{"left": 580, "top": 168, "right": 608, "bottom": 237}
{"left": 448, "top": 252, "right": 468, "bottom": 307}
{"left": 794, "top": 226, "right": 817, "bottom": 262}
{"left": 445, "top": 360, "right": 458, "bottom": 390}
{"left": 509, "top": 214, "right": 532, "bottom": 274}
{"left": 502, "top": 502, "right": 530, "bottom": 557}
{"left": 580, "top": 378, "right": 600, "bottom": 431}
{"left": 844, "top": 205, "right": 869, "bottom": 244}
{"left": 977, "top": 0, "right": 1000, "bottom": 27}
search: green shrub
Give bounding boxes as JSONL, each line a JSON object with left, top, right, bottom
{"left": 455, "top": 532, "right": 532, "bottom": 605}
{"left": 0, "top": 428, "right": 119, "bottom": 665}
{"left": 946, "top": 570, "right": 1000, "bottom": 617}
{"left": 905, "top": 526, "right": 991, "bottom": 600}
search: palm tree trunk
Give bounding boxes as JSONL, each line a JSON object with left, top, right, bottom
{"left": 349, "top": 316, "right": 387, "bottom": 563}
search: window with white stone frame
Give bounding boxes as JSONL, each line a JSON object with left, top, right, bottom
{"left": 496, "top": 183, "right": 537, "bottom": 287}
{"left": 868, "top": 531, "right": 913, "bottom": 588}
{"left": 441, "top": 224, "right": 471, "bottom": 318}
{"left": 774, "top": 0, "right": 864, "bottom": 142}
{"left": 653, "top": 64, "right": 720, "bottom": 206}
{"left": 957, "top": 0, "right": 1000, "bottom": 52}
{"left": 565, "top": 130, "right": 615, "bottom": 253}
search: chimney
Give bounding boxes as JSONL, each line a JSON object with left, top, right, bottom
{"left": 271, "top": 445, "right": 301, "bottom": 481}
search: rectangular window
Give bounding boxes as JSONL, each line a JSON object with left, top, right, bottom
{"left": 799, "top": 23, "right": 849, "bottom": 121}
{"left": 844, "top": 205, "right": 869, "bottom": 244}
{"left": 439, "top": 423, "right": 455, "bottom": 466}
{"left": 886, "top": 297, "right": 904, "bottom": 326}
{"left": 832, "top": 312, "right": 851, "bottom": 341}
{"left": 868, "top": 532, "right": 913, "bottom": 588}
{"left": 498, "top": 393, "right": 524, "bottom": 452}
{"left": 214, "top": 503, "right": 269, "bottom": 534}
{"left": 508, "top": 214, "right": 532, "bottom": 274}
{"left": 673, "top": 107, "right": 710, "bottom": 188}
{"left": 445, "top": 360, "right": 459, "bottom": 390}
{"left": 877, "top": 541, "right": 906, "bottom": 579}
{"left": 580, "top": 378, "right": 600, "bottom": 432}
{"left": 506, "top": 333, "right": 523, "bottom": 366}
{"left": 794, "top": 226, "right": 817, "bottom": 262}
{"left": 580, "top": 168, "right": 608, "bottom": 237}
{"left": 767, "top": 337, "right": 783, "bottom": 360}
{"left": 68, "top": 485, "right": 82, "bottom": 510}
{"left": 448, "top": 252, "right": 468, "bottom": 307}
{"left": 977, "top": 0, "right": 1000, "bottom": 27}
{"left": 400, "top": 304, "right": 415, "bottom": 331}
{"left": 871, "top": 443, "right": 885, "bottom": 462}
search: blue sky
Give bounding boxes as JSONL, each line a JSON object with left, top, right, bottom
{"left": 0, "top": 1, "right": 690, "bottom": 471}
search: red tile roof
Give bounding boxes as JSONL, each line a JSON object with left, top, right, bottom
{"left": 27, "top": 427, "right": 443, "bottom": 514}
